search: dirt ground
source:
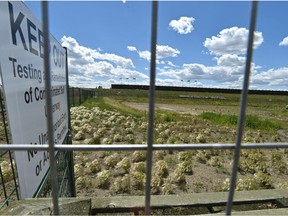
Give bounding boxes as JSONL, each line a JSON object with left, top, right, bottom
{"left": 124, "top": 102, "right": 286, "bottom": 121}
{"left": 124, "top": 102, "right": 237, "bottom": 115}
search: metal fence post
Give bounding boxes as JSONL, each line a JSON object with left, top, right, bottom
{"left": 0, "top": 92, "right": 10, "bottom": 144}
{"left": 41, "top": 1, "right": 59, "bottom": 214}
{"left": 72, "top": 87, "right": 75, "bottom": 107}
{"left": 226, "top": 1, "right": 259, "bottom": 215}
{"left": 145, "top": 1, "right": 158, "bottom": 215}
{"left": 8, "top": 151, "right": 19, "bottom": 200}
{"left": 64, "top": 47, "right": 76, "bottom": 197}
{"left": 79, "top": 88, "right": 81, "bottom": 105}
{"left": 0, "top": 165, "right": 8, "bottom": 206}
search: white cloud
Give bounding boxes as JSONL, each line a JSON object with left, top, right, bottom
{"left": 100, "top": 53, "right": 135, "bottom": 68}
{"left": 159, "top": 61, "right": 241, "bottom": 82}
{"left": 279, "top": 36, "right": 288, "bottom": 46}
{"left": 157, "top": 49, "right": 288, "bottom": 90}
{"left": 136, "top": 45, "right": 180, "bottom": 62}
{"left": 156, "top": 78, "right": 179, "bottom": 87}
{"left": 167, "top": 61, "right": 178, "bottom": 67}
{"left": 215, "top": 54, "right": 245, "bottom": 67}
{"left": 251, "top": 67, "right": 288, "bottom": 87}
{"left": 62, "top": 36, "right": 135, "bottom": 69}
{"left": 158, "top": 53, "right": 250, "bottom": 85}
{"left": 169, "top": 17, "right": 195, "bottom": 35}
{"left": 156, "top": 25, "right": 284, "bottom": 90}
{"left": 182, "top": 63, "right": 206, "bottom": 76}
{"left": 61, "top": 36, "right": 148, "bottom": 87}
{"left": 203, "top": 27, "right": 264, "bottom": 56}
{"left": 157, "top": 45, "right": 180, "bottom": 58}
{"left": 61, "top": 33, "right": 284, "bottom": 90}
{"left": 127, "top": 46, "right": 137, "bottom": 51}
{"left": 138, "top": 50, "right": 151, "bottom": 61}
{"left": 68, "top": 75, "right": 95, "bottom": 88}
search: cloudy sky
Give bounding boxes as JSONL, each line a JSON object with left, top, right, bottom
{"left": 25, "top": 1, "right": 288, "bottom": 90}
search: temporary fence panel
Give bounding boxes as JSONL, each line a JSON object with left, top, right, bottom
{"left": 0, "top": 1, "right": 287, "bottom": 216}
{"left": 0, "top": 0, "right": 73, "bottom": 205}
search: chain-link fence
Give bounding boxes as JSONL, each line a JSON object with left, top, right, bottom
{"left": 69, "top": 87, "right": 97, "bottom": 107}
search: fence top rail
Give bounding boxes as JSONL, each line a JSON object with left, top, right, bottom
{"left": 1, "top": 143, "right": 288, "bottom": 151}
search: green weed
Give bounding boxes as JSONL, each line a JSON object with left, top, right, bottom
{"left": 199, "top": 112, "right": 281, "bottom": 132}
{"left": 245, "top": 115, "right": 281, "bottom": 131}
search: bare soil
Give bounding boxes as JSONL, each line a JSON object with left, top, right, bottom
{"left": 125, "top": 102, "right": 205, "bottom": 115}
{"left": 124, "top": 102, "right": 279, "bottom": 118}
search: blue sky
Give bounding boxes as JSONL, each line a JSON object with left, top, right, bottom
{"left": 24, "top": 1, "right": 288, "bottom": 90}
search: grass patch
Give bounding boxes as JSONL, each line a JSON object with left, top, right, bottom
{"left": 81, "top": 97, "right": 101, "bottom": 109}
{"left": 200, "top": 112, "right": 281, "bottom": 131}
{"left": 246, "top": 115, "right": 281, "bottom": 130}
{"left": 159, "top": 112, "right": 177, "bottom": 123}
{"left": 200, "top": 112, "right": 237, "bottom": 125}
{"left": 155, "top": 110, "right": 184, "bottom": 123}
{"left": 81, "top": 97, "right": 145, "bottom": 118}
{"left": 103, "top": 97, "right": 145, "bottom": 118}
